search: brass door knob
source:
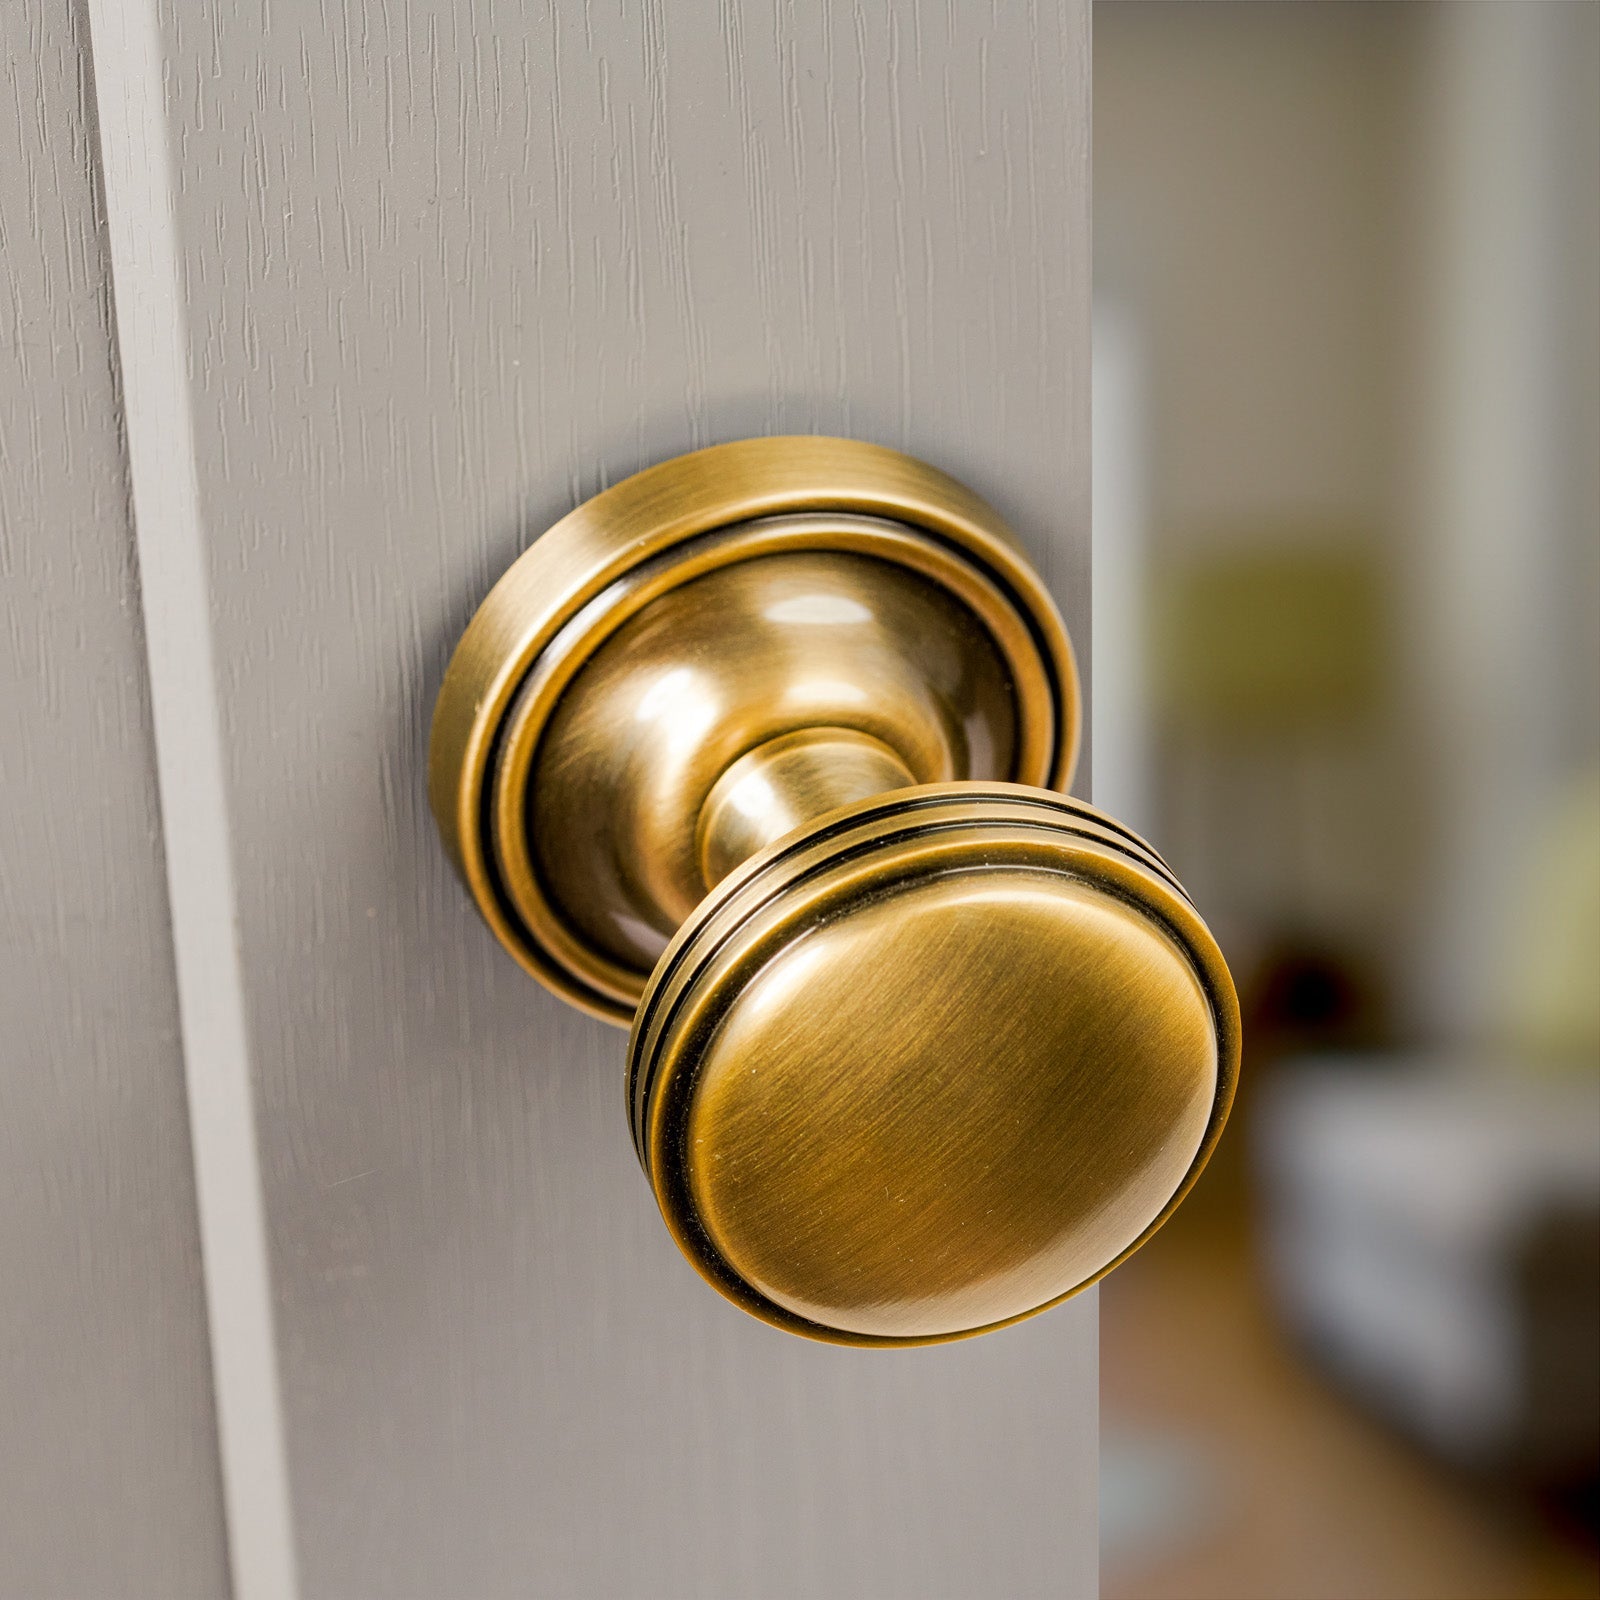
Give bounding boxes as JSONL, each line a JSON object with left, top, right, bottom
{"left": 431, "top": 437, "right": 1239, "bottom": 1345}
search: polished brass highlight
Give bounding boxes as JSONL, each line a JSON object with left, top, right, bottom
{"left": 697, "top": 728, "right": 916, "bottom": 890}
{"left": 430, "top": 436, "right": 1237, "bottom": 1346}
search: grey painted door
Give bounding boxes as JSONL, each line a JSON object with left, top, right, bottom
{"left": 5, "top": 3, "right": 1095, "bottom": 1596}
{"left": 0, "top": 4, "right": 230, "bottom": 1595}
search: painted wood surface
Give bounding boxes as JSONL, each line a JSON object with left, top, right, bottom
{"left": 0, "top": 4, "right": 230, "bottom": 1594}
{"left": 100, "top": 1, "right": 1094, "bottom": 1593}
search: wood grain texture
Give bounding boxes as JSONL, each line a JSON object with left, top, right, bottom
{"left": 86, "top": 0, "right": 300, "bottom": 1588}
{"left": 151, "top": 0, "right": 1093, "bottom": 1593}
{"left": 0, "top": 3, "right": 230, "bottom": 1594}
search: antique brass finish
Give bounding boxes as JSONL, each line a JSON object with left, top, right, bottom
{"left": 631, "top": 785, "right": 1237, "bottom": 1344}
{"left": 431, "top": 437, "right": 1078, "bottom": 1022}
{"left": 697, "top": 728, "right": 916, "bottom": 889}
{"left": 430, "top": 436, "right": 1238, "bottom": 1345}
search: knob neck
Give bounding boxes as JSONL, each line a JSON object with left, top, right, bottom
{"left": 696, "top": 729, "right": 916, "bottom": 889}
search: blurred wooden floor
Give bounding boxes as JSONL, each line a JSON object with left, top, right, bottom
{"left": 1101, "top": 1202, "right": 1599, "bottom": 1600}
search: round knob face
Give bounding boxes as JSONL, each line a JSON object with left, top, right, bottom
{"left": 631, "top": 787, "right": 1239, "bottom": 1345}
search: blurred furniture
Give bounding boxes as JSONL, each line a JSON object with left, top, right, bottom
{"left": 1256, "top": 1064, "right": 1599, "bottom": 1483}
{"left": 1254, "top": 1068, "right": 1593, "bottom": 1478}
{"left": 1255, "top": 771, "right": 1600, "bottom": 1487}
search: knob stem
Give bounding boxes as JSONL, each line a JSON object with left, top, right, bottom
{"left": 696, "top": 728, "right": 916, "bottom": 889}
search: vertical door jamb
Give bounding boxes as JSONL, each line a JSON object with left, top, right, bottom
{"left": 84, "top": 3, "right": 299, "bottom": 1596}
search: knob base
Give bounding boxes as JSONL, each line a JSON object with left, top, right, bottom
{"left": 429, "top": 439, "right": 1079, "bottom": 1022}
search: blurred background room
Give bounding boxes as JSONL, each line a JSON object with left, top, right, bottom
{"left": 1092, "top": 4, "right": 1600, "bottom": 1598}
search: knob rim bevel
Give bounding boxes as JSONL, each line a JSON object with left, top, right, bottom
{"left": 628, "top": 782, "right": 1240, "bottom": 1347}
